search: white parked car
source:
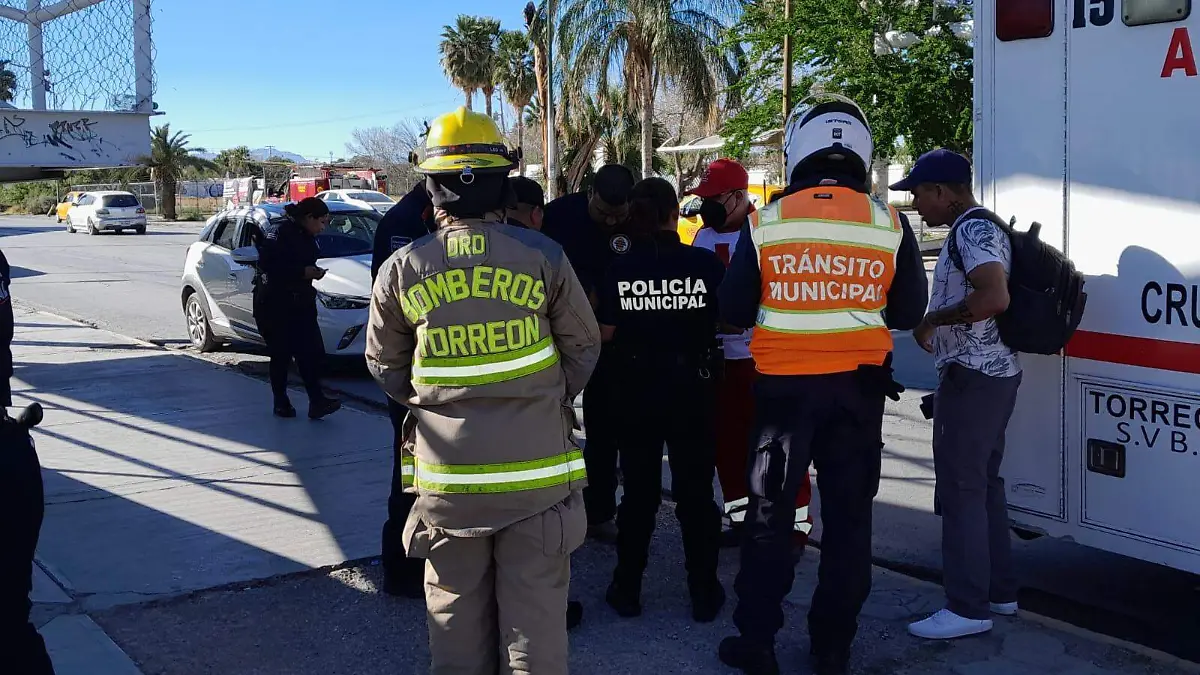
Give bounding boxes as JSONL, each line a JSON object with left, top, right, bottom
{"left": 317, "top": 189, "right": 396, "bottom": 215}
{"left": 66, "top": 191, "right": 147, "bottom": 235}
{"left": 180, "top": 202, "right": 378, "bottom": 356}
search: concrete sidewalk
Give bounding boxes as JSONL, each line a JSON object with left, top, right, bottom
{"left": 11, "top": 307, "right": 395, "bottom": 674}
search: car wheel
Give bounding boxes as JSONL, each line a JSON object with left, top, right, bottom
{"left": 87, "top": 219, "right": 99, "bottom": 235}
{"left": 65, "top": 216, "right": 74, "bottom": 233}
{"left": 135, "top": 225, "right": 146, "bottom": 235}
{"left": 185, "top": 292, "right": 219, "bottom": 353}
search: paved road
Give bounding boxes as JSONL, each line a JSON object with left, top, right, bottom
{"left": 2, "top": 214, "right": 1197, "bottom": 663}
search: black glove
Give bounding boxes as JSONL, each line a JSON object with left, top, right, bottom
{"left": 857, "top": 353, "right": 905, "bottom": 402}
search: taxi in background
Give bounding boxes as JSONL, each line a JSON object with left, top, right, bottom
{"left": 676, "top": 183, "right": 782, "bottom": 244}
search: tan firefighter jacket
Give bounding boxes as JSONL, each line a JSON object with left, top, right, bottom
{"left": 366, "top": 212, "right": 601, "bottom": 534}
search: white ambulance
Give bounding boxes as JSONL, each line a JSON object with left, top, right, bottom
{"left": 976, "top": 0, "right": 1200, "bottom": 573}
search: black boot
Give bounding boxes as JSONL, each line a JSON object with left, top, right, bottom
{"left": 382, "top": 558, "right": 424, "bottom": 600}
{"left": 689, "top": 580, "right": 726, "bottom": 623}
{"left": 810, "top": 647, "right": 850, "bottom": 675}
{"left": 273, "top": 398, "right": 297, "bottom": 418}
{"left": 566, "top": 600, "right": 583, "bottom": 630}
{"left": 718, "top": 636, "right": 780, "bottom": 675}
{"left": 308, "top": 397, "right": 341, "bottom": 420}
{"left": 605, "top": 580, "right": 642, "bottom": 618}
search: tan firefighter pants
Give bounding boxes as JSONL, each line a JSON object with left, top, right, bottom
{"left": 407, "top": 491, "right": 587, "bottom": 675}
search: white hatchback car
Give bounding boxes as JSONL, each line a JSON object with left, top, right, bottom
{"left": 66, "top": 191, "right": 148, "bottom": 235}
{"left": 317, "top": 189, "right": 396, "bottom": 215}
{"left": 180, "top": 202, "right": 379, "bottom": 356}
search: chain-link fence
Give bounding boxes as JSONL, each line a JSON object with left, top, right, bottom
{"left": 0, "top": 0, "right": 154, "bottom": 111}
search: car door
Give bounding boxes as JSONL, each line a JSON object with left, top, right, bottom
{"left": 199, "top": 214, "right": 241, "bottom": 327}
{"left": 224, "top": 214, "right": 260, "bottom": 329}
{"left": 67, "top": 194, "right": 92, "bottom": 225}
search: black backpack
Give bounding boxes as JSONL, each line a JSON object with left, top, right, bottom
{"left": 946, "top": 210, "right": 1087, "bottom": 355}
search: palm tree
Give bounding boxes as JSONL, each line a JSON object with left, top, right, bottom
{"left": 440, "top": 16, "right": 484, "bottom": 109}
{"left": 495, "top": 30, "right": 537, "bottom": 174}
{"left": 137, "top": 124, "right": 215, "bottom": 221}
{"left": 475, "top": 17, "right": 502, "bottom": 119}
{"left": 524, "top": 3, "right": 551, "bottom": 179}
{"left": 0, "top": 61, "right": 16, "bottom": 103}
{"left": 215, "top": 146, "right": 254, "bottom": 177}
{"left": 559, "top": 0, "right": 737, "bottom": 178}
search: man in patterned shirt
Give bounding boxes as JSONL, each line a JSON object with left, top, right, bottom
{"left": 892, "top": 149, "right": 1023, "bottom": 640}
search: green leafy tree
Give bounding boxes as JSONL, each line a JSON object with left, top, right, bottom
{"left": 440, "top": 15, "right": 500, "bottom": 114}
{"left": 559, "top": 0, "right": 739, "bottom": 178}
{"left": 0, "top": 61, "right": 16, "bottom": 103}
{"left": 137, "top": 125, "right": 215, "bottom": 221}
{"left": 496, "top": 30, "right": 537, "bottom": 174}
{"left": 214, "top": 146, "right": 259, "bottom": 177}
{"left": 723, "top": 0, "right": 972, "bottom": 182}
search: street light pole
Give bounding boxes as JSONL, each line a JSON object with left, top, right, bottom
{"left": 544, "top": 0, "right": 558, "bottom": 200}
{"left": 781, "top": 0, "right": 793, "bottom": 182}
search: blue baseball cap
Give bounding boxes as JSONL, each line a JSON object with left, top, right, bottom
{"left": 889, "top": 148, "right": 972, "bottom": 191}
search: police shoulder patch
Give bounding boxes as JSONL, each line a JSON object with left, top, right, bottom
{"left": 389, "top": 236, "right": 412, "bottom": 252}
{"left": 610, "top": 234, "right": 631, "bottom": 254}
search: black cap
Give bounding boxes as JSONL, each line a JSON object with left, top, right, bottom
{"left": 510, "top": 176, "right": 545, "bottom": 208}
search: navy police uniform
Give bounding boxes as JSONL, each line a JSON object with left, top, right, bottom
{"left": 595, "top": 229, "right": 726, "bottom": 618}
{"left": 0, "top": 404, "right": 54, "bottom": 674}
{"left": 0, "top": 248, "right": 12, "bottom": 408}
{"left": 370, "top": 181, "right": 434, "bottom": 596}
{"left": 542, "top": 191, "right": 638, "bottom": 528}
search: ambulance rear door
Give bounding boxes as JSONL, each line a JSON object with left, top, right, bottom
{"left": 975, "top": 1, "right": 1069, "bottom": 524}
{"left": 1060, "top": 0, "right": 1200, "bottom": 571}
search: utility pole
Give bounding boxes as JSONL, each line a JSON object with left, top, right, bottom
{"left": 781, "top": 0, "right": 793, "bottom": 183}
{"left": 544, "top": 0, "right": 558, "bottom": 200}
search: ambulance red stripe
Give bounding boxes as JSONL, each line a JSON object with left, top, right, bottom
{"left": 1066, "top": 330, "right": 1200, "bottom": 375}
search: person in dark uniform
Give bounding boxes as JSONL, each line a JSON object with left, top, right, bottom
{"left": 253, "top": 197, "right": 342, "bottom": 420}
{"left": 506, "top": 176, "right": 545, "bottom": 231}
{"left": 370, "top": 181, "right": 436, "bottom": 599}
{"left": 716, "top": 96, "right": 928, "bottom": 675}
{"left": 541, "top": 164, "right": 637, "bottom": 543}
{"left": 594, "top": 177, "right": 726, "bottom": 622}
{"left": 0, "top": 247, "right": 12, "bottom": 416}
{"left": 0, "top": 402, "right": 54, "bottom": 675}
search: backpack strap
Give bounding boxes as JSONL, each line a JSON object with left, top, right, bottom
{"left": 945, "top": 208, "right": 1013, "bottom": 274}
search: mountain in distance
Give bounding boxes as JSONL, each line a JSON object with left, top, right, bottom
{"left": 191, "top": 148, "right": 310, "bottom": 164}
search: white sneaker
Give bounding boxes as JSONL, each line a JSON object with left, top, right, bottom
{"left": 990, "top": 601, "right": 1019, "bottom": 616}
{"left": 908, "top": 609, "right": 994, "bottom": 639}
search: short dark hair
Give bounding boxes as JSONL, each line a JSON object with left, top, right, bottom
{"left": 284, "top": 197, "right": 329, "bottom": 221}
{"left": 510, "top": 176, "right": 544, "bottom": 208}
{"left": 937, "top": 182, "right": 974, "bottom": 196}
{"left": 591, "top": 164, "right": 635, "bottom": 205}
{"left": 627, "top": 177, "right": 678, "bottom": 232}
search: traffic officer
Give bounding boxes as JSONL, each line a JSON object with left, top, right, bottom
{"left": 252, "top": 197, "right": 341, "bottom": 420}
{"left": 687, "top": 159, "right": 815, "bottom": 552}
{"left": 715, "top": 94, "right": 928, "bottom": 675}
{"left": 365, "top": 107, "right": 600, "bottom": 675}
{"left": 594, "top": 176, "right": 726, "bottom": 622}
{"left": 541, "top": 164, "right": 638, "bottom": 543}
{"left": 370, "top": 179, "right": 435, "bottom": 600}
{"left": 0, "top": 402, "right": 54, "bottom": 675}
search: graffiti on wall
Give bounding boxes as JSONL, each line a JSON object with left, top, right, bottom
{"left": 0, "top": 111, "right": 146, "bottom": 166}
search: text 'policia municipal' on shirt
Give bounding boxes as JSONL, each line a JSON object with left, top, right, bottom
{"left": 617, "top": 277, "right": 711, "bottom": 311}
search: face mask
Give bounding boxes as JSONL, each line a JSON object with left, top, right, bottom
{"left": 699, "top": 198, "right": 729, "bottom": 231}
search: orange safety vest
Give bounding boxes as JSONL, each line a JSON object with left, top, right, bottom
{"left": 748, "top": 186, "right": 904, "bottom": 376}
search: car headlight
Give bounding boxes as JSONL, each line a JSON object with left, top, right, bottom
{"left": 316, "top": 291, "right": 369, "bottom": 310}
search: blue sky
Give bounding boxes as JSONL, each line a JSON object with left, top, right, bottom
{"left": 153, "top": 0, "right": 530, "bottom": 161}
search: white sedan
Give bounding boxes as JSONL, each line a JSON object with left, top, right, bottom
{"left": 317, "top": 189, "right": 396, "bottom": 215}
{"left": 180, "top": 202, "right": 378, "bottom": 357}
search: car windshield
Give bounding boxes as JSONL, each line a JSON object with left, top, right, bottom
{"left": 269, "top": 210, "right": 379, "bottom": 258}
{"left": 348, "top": 191, "right": 393, "bottom": 203}
{"left": 680, "top": 196, "right": 702, "bottom": 217}
{"left": 103, "top": 194, "right": 140, "bottom": 208}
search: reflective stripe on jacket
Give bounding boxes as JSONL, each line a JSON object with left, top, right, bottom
{"left": 367, "top": 215, "right": 601, "bottom": 534}
{"left": 748, "top": 186, "right": 903, "bottom": 375}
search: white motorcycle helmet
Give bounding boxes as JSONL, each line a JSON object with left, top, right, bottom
{"left": 782, "top": 91, "right": 874, "bottom": 185}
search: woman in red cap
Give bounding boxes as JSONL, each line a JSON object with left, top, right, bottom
{"left": 687, "top": 158, "right": 813, "bottom": 554}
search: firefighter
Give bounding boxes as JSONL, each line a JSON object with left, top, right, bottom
{"left": 715, "top": 94, "right": 928, "bottom": 675}
{"left": 370, "top": 179, "right": 435, "bottom": 600}
{"left": 0, "top": 402, "right": 55, "bottom": 675}
{"left": 365, "top": 107, "right": 600, "bottom": 674}
{"left": 686, "top": 159, "right": 815, "bottom": 552}
{"left": 541, "top": 164, "right": 638, "bottom": 543}
{"left": 593, "top": 176, "right": 726, "bottom": 620}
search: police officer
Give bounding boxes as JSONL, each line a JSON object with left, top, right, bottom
{"left": 0, "top": 246, "right": 12, "bottom": 417}
{"left": 716, "top": 94, "right": 928, "bottom": 675}
{"left": 0, "top": 403, "right": 54, "bottom": 675}
{"left": 370, "top": 180, "right": 435, "bottom": 599}
{"left": 253, "top": 197, "right": 341, "bottom": 420}
{"left": 365, "top": 107, "right": 599, "bottom": 674}
{"left": 541, "top": 164, "right": 638, "bottom": 542}
{"left": 594, "top": 176, "right": 726, "bottom": 622}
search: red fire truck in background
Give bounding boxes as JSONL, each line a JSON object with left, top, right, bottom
{"left": 286, "top": 165, "right": 389, "bottom": 202}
